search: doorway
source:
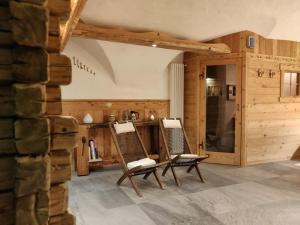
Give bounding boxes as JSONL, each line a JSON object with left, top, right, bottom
{"left": 199, "top": 59, "right": 242, "bottom": 165}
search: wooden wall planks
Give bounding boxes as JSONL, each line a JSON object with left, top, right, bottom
{"left": 209, "top": 31, "right": 300, "bottom": 58}
{"left": 62, "top": 99, "right": 169, "bottom": 124}
{"left": 245, "top": 53, "right": 300, "bottom": 164}
{"left": 183, "top": 52, "right": 200, "bottom": 153}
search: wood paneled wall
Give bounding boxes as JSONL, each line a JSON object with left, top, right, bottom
{"left": 62, "top": 99, "right": 169, "bottom": 167}
{"left": 209, "top": 31, "right": 300, "bottom": 58}
{"left": 62, "top": 99, "right": 169, "bottom": 123}
{"left": 184, "top": 53, "right": 200, "bottom": 153}
{"left": 245, "top": 53, "right": 300, "bottom": 164}
{"left": 184, "top": 31, "right": 300, "bottom": 165}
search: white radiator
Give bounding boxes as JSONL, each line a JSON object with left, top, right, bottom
{"left": 169, "top": 63, "right": 184, "bottom": 119}
{"left": 169, "top": 63, "right": 185, "bottom": 154}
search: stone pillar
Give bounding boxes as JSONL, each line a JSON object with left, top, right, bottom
{"left": 0, "top": 0, "right": 78, "bottom": 224}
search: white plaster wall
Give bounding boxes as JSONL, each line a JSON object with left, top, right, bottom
{"left": 61, "top": 37, "right": 182, "bottom": 100}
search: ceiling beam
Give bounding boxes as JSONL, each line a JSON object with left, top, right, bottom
{"left": 72, "top": 22, "right": 231, "bottom": 54}
{"left": 60, "top": 0, "right": 88, "bottom": 51}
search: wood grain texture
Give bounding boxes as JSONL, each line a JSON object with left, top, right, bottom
{"left": 49, "top": 211, "right": 75, "bottom": 225}
{"left": 209, "top": 31, "right": 300, "bottom": 58}
{"left": 73, "top": 21, "right": 231, "bottom": 54}
{"left": 0, "top": 192, "right": 14, "bottom": 225}
{"left": 0, "top": 85, "right": 15, "bottom": 117}
{"left": 245, "top": 53, "right": 300, "bottom": 164}
{"left": 50, "top": 150, "right": 71, "bottom": 184}
{"left": 60, "top": 0, "right": 87, "bottom": 50}
{"left": 49, "top": 183, "right": 68, "bottom": 216}
{"left": 15, "top": 155, "right": 50, "bottom": 198}
{"left": 0, "top": 6, "right": 11, "bottom": 31}
{"left": 15, "top": 0, "right": 47, "bottom": 6}
{"left": 48, "top": 54, "right": 72, "bottom": 85}
{"left": 49, "top": 16, "right": 60, "bottom": 36}
{"left": 0, "top": 157, "right": 15, "bottom": 192}
{"left": 12, "top": 46, "right": 49, "bottom": 83}
{"left": 10, "top": 1, "right": 49, "bottom": 47}
{"left": 183, "top": 52, "right": 200, "bottom": 153}
{"left": 185, "top": 31, "right": 300, "bottom": 165}
{"left": 15, "top": 118, "right": 50, "bottom": 155}
{"left": 47, "top": 0, "right": 71, "bottom": 18}
{"left": 14, "top": 83, "right": 46, "bottom": 118}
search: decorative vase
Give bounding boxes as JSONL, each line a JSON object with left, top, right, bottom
{"left": 83, "top": 113, "right": 93, "bottom": 124}
{"left": 150, "top": 114, "right": 155, "bottom": 121}
{"left": 108, "top": 114, "right": 116, "bottom": 122}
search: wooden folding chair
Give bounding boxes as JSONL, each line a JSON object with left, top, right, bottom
{"left": 109, "top": 121, "right": 166, "bottom": 197}
{"left": 159, "top": 118, "right": 208, "bottom": 186}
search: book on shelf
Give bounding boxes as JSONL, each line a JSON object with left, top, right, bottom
{"left": 88, "top": 146, "right": 92, "bottom": 161}
{"left": 88, "top": 138, "right": 102, "bottom": 162}
{"left": 94, "top": 138, "right": 99, "bottom": 158}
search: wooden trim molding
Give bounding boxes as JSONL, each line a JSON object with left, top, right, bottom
{"left": 62, "top": 99, "right": 170, "bottom": 102}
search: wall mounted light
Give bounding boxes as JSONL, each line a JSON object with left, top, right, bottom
{"left": 151, "top": 43, "right": 157, "bottom": 48}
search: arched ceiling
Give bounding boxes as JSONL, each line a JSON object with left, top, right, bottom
{"left": 81, "top": 0, "right": 300, "bottom": 42}
{"left": 63, "top": 37, "right": 182, "bottom": 99}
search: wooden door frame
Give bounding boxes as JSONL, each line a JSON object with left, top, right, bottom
{"left": 199, "top": 57, "right": 243, "bottom": 165}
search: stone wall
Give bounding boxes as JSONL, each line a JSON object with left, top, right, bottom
{"left": 0, "top": 1, "right": 78, "bottom": 224}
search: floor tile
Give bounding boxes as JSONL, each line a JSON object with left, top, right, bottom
{"left": 139, "top": 194, "right": 224, "bottom": 225}
{"left": 69, "top": 160, "right": 300, "bottom": 225}
{"left": 187, "top": 181, "right": 296, "bottom": 215}
{"left": 82, "top": 204, "right": 157, "bottom": 225}
{"left": 216, "top": 199, "right": 300, "bottom": 225}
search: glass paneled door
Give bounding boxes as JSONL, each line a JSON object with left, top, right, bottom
{"left": 199, "top": 59, "right": 242, "bottom": 165}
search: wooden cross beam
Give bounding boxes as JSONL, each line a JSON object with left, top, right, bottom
{"left": 60, "top": 0, "right": 88, "bottom": 50}
{"left": 72, "top": 22, "right": 231, "bottom": 54}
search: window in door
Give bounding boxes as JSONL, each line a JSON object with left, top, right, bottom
{"left": 205, "top": 65, "right": 236, "bottom": 153}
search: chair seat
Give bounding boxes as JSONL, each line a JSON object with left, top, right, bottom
{"left": 171, "top": 154, "right": 199, "bottom": 160}
{"left": 127, "top": 158, "right": 156, "bottom": 170}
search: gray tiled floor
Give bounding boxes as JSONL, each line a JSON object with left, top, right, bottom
{"left": 70, "top": 160, "right": 300, "bottom": 225}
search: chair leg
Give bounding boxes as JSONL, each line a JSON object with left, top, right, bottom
{"left": 117, "top": 173, "right": 129, "bottom": 185}
{"left": 143, "top": 172, "right": 152, "bottom": 180}
{"left": 162, "top": 165, "right": 170, "bottom": 176}
{"left": 195, "top": 164, "right": 204, "bottom": 183}
{"left": 153, "top": 170, "right": 165, "bottom": 190}
{"left": 170, "top": 166, "right": 180, "bottom": 186}
{"left": 187, "top": 165, "right": 194, "bottom": 173}
{"left": 128, "top": 176, "right": 142, "bottom": 197}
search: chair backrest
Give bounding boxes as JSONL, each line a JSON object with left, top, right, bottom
{"left": 110, "top": 121, "right": 149, "bottom": 167}
{"left": 159, "top": 118, "right": 192, "bottom": 158}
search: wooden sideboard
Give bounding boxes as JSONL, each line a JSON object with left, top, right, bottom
{"left": 75, "top": 121, "right": 166, "bottom": 176}
{"left": 62, "top": 99, "right": 169, "bottom": 175}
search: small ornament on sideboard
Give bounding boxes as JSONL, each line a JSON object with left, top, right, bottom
{"left": 149, "top": 114, "right": 155, "bottom": 121}
{"left": 108, "top": 114, "right": 116, "bottom": 122}
{"left": 83, "top": 113, "right": 93, "bottom": 124}
{"left": 130, "top": 111, "right": 139, "bottom": 121}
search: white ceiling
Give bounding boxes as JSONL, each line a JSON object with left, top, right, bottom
{"left": 81, "top": 0, "right": 300, "bottom": 42}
